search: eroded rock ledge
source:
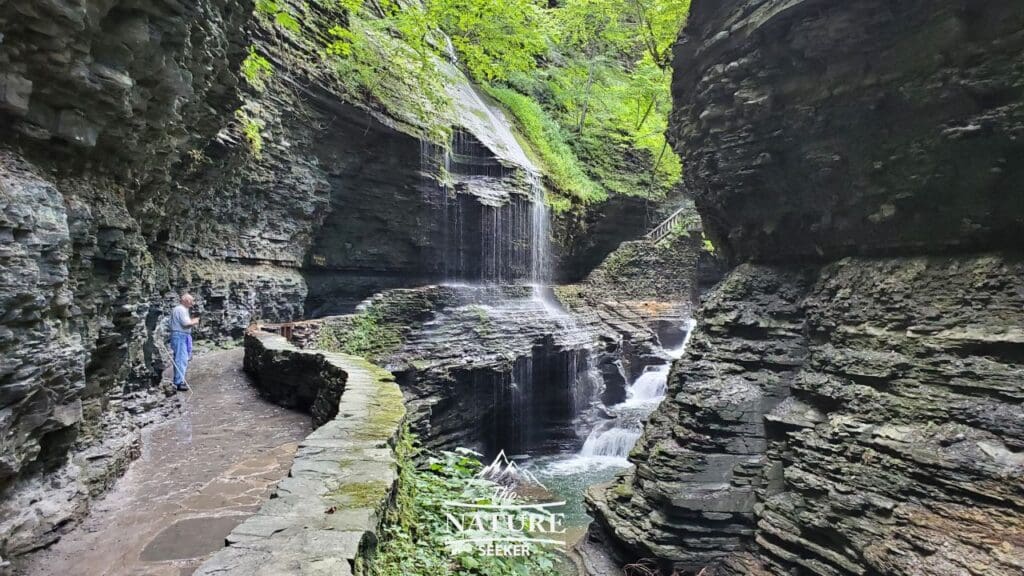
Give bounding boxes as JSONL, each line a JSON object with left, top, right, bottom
{"left": 196, "top": 331, "right": 405, "bottom": 576}
{"left": 584, "top": 0, "right": 1024, "bottom": 574}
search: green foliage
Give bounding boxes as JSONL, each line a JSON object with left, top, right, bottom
{"left": 427, "top": 0, "right": 549, "bottom": 82}
{"left": 485, "top": 85, "right": 604, "bottom": 208}
{"left": 234, "top": 109, "right": 264, "bottom": 157}
{"left": 701, "top": 232, "right": 716, "bottom": 254}
{"left": 250, "top": 0, "right": 691, "bottom": 205}
{"left": 319, "top": 0, "right": 455, "bottom": 140}
{"left": 426, "top": 0, "right": 691, "bottom": 204}
{"left": 313, "top": 309, "right": 402, "bottom": 362}
{"left": 341, "top": 307, "right": 403, "bottom": 360}
{"left": 468, "top": 305, "right": 497, "bottom": 336}
{"left": 256, "top": 0, "right": 302, "bottom": 33}
{"left": 373, "top": 434, "right": 562, "bottom": 576}
{"left": 241, "top": 47, "right": 274, "bottom": 91}
{"left": 627, "top": 0, "right": 694, "bottom": 68}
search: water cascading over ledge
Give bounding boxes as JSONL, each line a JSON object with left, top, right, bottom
{"left": 301, "top": 61, "right": 551, "bottom": 315}
{"left": 384, "top": 79, "right": 592, "bottom": 459}
{"left": 582, "top": 1, "right": 1024, "bottom": 574}
{"left": 384, "top": 284, "right": 601, "bottom": 459}
{"left": 419, "top": 129, "right": 550, "bottom": 285}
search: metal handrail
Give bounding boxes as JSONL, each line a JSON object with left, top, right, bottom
{"left": 645, "top": 206, "right": 691, "bottom": 244}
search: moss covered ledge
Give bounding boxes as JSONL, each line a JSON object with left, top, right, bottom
{"left": 196, "top": 330, "right": 406, "bottom": 576}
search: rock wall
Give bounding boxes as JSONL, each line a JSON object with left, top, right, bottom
{"left": 586, "top": 1, "right": 1024, "bottom": 574}
{"left": 0, "top": 0, "right": 593, "bottom": 561}
{"left": 265, "top": 282, "right": 688, "bottom": 460}
{"left": 0, "top": 0, "right": 269, "bottom": 557}
{"left": 243, "top": 332, "right": 347, "bottom": 427}
{"left": 671, "top": 0, "right": 1024, "bottom": 264}
{"left": 578, "top": 229, "right": 705, "bottom": 305}
{"left": 553, "top": 195, "right": 668, "bottom": 284}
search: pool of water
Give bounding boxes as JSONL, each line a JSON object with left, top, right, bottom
{"left": 532, "top": 454, "right": 632, "bottom": 531}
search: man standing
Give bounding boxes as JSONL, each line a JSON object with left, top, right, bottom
{"left": 169, "top": 294, "right": 199, "bottom": 391}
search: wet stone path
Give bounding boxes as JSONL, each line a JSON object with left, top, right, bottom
{"left": 22, "top": 348, "right": 311, "bottom": 576}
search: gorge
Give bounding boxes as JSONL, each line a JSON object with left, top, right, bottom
{"left": 1, "top": 0, "right": 1023, "bottom": 575}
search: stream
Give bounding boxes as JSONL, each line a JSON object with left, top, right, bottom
{"left": 527, "top": 319, "right": 697, "bottom": 546}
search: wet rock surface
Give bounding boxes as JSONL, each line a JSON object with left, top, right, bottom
{"left": 195, "top": 332, "right": 405, "bottom": 576}
{"left": 590, "top": 257, "right": 1024, "bottom": 575}
{"left": 273, "top": 277, "right": 698, "bottom": 461}
{"left": 17, "top": 348, "right": 310, "bottom": 576}
{"left": 553, "top": 194, "right": 677, "bottom": 284}
{"left": 573, "top": 221, "right": 709, "bottom": 305}
{"left": 0, "top": 0, "right": 641, "bottom": 558}
{"left": 587, "top": 0, "right": 1024, "bottom": 574}
{"left": 671, "top": 0, "right": 1024, "bottom": 263}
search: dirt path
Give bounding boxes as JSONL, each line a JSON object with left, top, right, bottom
{"left": 20, "top": 348, "right": 311, "bottom": 576}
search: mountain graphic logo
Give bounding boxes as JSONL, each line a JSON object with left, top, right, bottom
{"left": 477, "top": 450, "right": 547, "bottom": 489}
{"left": 442, "top": 450, "right": 566, "bottom": 556}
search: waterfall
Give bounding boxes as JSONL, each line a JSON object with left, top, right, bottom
{"left": 620, "top": 364, "right": 671, "bottom": 408}
{"left": 542, "top": 319, "right": 698, "bottom": 472}
{"left": 421, "top": 129, "right": 552, "bottom": 287}
{"left": 668, "top": 318, "right": 698, "bottom": 359}
{"left": 418, "top": 118, "right": 599, "bottom": 459}
{"left": 527, "top": 170, "right": 549, "bottom": 285}
{"left": 579, "top": 423, "right": 642, "bottom": 458}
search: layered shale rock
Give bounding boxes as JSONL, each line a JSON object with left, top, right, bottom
{"left": 672, "top": 0, "right": 1024, "bottom": 263}
{"left": 260, "top": 276, "right": 698, "bottom": 462}
{"left": 0, "top": 0, "right": 595, "bottom": 563}
{"left": 0, "top": 0, "right": 259, "bottom": 556}
{"left": 572, "top": 205, "right": 708, "bottom": 305}
{"left": 586, "top": 1, "right": 1024, "bottom": 574}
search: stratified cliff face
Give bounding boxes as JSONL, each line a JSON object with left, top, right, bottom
{"left": 586, "top": 1, "right": 1024, "bottom": 574}
{"left": 0, "top": 0, "right": 271, "bottom": 558}
{"left": 674, "top": 0, "right": 1024, "bottom": 264}
{"left": 0, "top": 0, "right": 582, "bottom": 562}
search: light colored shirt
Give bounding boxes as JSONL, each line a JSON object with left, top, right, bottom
{"left": 170, "top": 304, "right": 192, "bottom": 334}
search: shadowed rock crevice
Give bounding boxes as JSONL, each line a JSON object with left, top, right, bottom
{"left": 671, "top": 0, "right": 1024, "bottom": 265}
{"left": 0, "top": 0, "right": 636, "bottom": 558}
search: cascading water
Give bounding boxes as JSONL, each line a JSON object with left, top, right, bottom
{"left": 620, "top": 364, "right": 671, "bottom": 408}
{"left": 578, "top": 321, "right": 696, "bottom": 460}
{"left": 527, "top": 170, "right": 549, "bottom": 285}
{"left": 529, "top": 319, "right": 698, "bottom": 533}
{"left": 612, "top": 320, "right": 695, "bottom": 411}
{"left": 416, "top": 119, "right": 601, "bottom": 460}
{"left": 420, "top": 132, "right": 552, "bottom": 286}
{"left": 579, "top": 422, "right": 642, "bottom": 458}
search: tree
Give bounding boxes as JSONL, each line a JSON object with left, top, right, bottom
{"left": 426, "top": 0, "right": 550, "bottom": 81}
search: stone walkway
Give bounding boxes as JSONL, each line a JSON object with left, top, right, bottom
{"left": 20, "top": 348, "right": 311, "bottom": 576}
{"left": 194, "top": 332, "right": 406, "bottom": 576}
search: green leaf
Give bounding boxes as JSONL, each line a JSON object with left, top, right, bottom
{"left": 274, "top": 11, "right": 301, "bottom": 33}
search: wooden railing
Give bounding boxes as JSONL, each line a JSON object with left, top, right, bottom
{"left": 646, "top": 206, "right": 691, "bottom": 244}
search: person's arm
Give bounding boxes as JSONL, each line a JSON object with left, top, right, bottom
{"left": 185, "top": 306, "right": 199, "bottom": 327}
{"left": 173, "top": 306, "right": 199, "bottom": 329}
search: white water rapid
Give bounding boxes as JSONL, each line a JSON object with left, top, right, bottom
{"left": 542, "top": 319, "right": 697, "bottom": 474}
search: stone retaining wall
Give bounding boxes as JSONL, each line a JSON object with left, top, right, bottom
{"left": 196, "top": 331, "right": 406, "bottom": 576}
{"left": 242, "top": 331, "right": 348, "bottom": 427}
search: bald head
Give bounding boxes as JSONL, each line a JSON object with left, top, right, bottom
{"left": 180, "top": 293, "right": 195, "bottom": 307}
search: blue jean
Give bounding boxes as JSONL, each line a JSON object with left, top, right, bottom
{"left": 170, "top": 331, "right": 192, "bottom": 386}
